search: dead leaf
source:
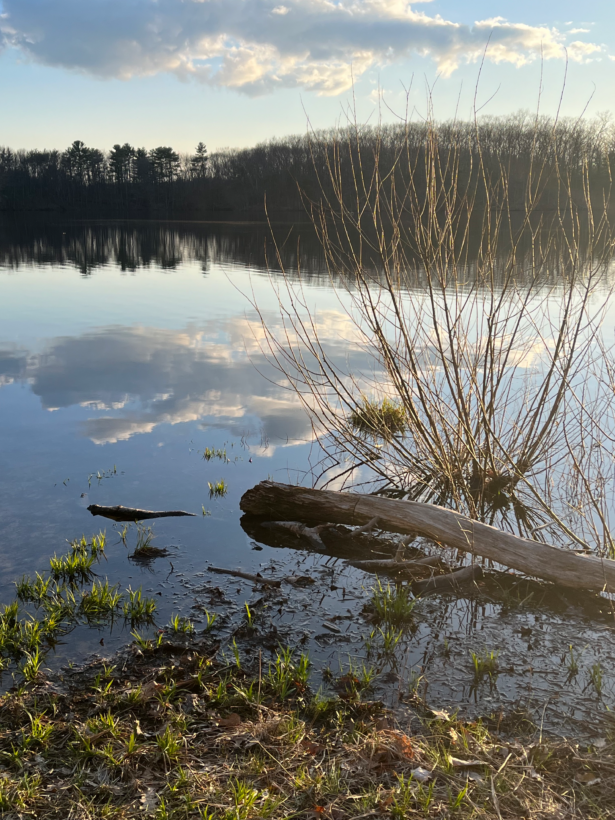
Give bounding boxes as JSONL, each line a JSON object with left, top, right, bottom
{"left": 286, "top": 575, "right": 316, "bottom": 586}
{"left": 410, "top": 766, "right": 433, "bottom": 783}
{"left": 140, "top": 680, "right": 163, "bottom": 700}
{"left": 375, "top": 717, "right": 390, "bottom": 731}
{"left": 575, "top": 771, "right": 601, "bottom": 786}
{"left": 301, "top": 739, "right": 324, "bottom": 755}
{"left": 449, "top": 756, "right": 485, "bottom": 768}
{"left": 140, "top": 788, "right": 159, "bottom": 814}
{"left": 430, "top": 708, "right": 451, "bottom": 721}
{"left": 390, "top": 731, "right": 414, "bottom": 760}
{"left": 218, "top": 712, "right": 242, "bottom": 728}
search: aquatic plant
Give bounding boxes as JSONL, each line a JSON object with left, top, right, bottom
{"left": 203, "top": 447, "right": 227, "bottom": 462}
{"left": 208, "top": 479, "right": 228, "bottom": 498}
{"left": 471, "top": 649, "right": 499, "bottom": 683}
{"left": 369, "top": 578, "right": 416, "bottom": 626}
{"left": 0, "top": 534, "right": 159, "bottom": 681}
{"left": 167, "top": 614, "right": 195, "bottom": 635}
{"left": 122, "top": 587, "right": 157, "bottom": 625}
{"left": 350, "top": 397, "right": 407, "bottom": 440}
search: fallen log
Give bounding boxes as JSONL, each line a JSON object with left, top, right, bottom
{"left": 87, "top": 504, "right": 196, "bottom": 522}
{"left": 412, "top": 565, "right": 483, "bottom": 595}
{"left": 240, "top": 481, "right": 615, "bottom": 592}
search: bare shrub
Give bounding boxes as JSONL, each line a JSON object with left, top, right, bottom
{"left": 253, "top": 101, "right": 615, "bottom": 556}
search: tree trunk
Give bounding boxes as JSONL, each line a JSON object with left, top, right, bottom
{"left": 240, "top": 481, "right": 615, "bottom": 592}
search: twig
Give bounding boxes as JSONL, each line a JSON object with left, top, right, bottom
{"left": 349, "top": 554, "right": 445, "bottom": 572}
{"left": 207, "top": 567, "right": 281, "bottom": 588}
{"left": 413, "top": 564, "right": 483, "bottom": 594}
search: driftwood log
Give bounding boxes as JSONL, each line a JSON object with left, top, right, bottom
{"left": 240, "top": 481, "right": 615, "bottom": 592}
{"left": 88, "top": 504, "right": 196, "bottom": 522}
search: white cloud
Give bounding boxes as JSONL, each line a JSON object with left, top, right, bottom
{"left": 0, "top": 0, "right": 604, "bottom": 95}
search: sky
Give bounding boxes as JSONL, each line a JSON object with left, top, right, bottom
{"left": 0, "top": 0, "right": 614, "bottom": 153}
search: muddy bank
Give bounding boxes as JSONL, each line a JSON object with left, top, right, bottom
{"left": 1, "top": 622, "right": 615, "bottom": 819}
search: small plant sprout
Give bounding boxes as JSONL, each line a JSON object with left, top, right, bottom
{"left": 131, "top": 630, "right": 163, "bottom": 651}
{"left": 49, "top": 550, "right": 95, "bottom": 583}
{"left": 167, "top": 614, "right": 195, "bottom": 635}
{"left": 20, "top": 647, "right": 43, "bottom": 682}
{"left": 244, "top": 602, "right": 254, "bottom": 629}
{"left": 123, "top": 587, "right": 157, "bottom": 625}
{"left": 566, "top": 646, "right": 579, "bottom": 677}
{"left": 231, "top": 638, "right": 242, "bottom": 669}
{"left": 203, "top": 447, "right": 227, "bottom": 462}
{"left": 202, "top": 609, "right": 217, "bottom": 631}
{"left": 135, "top": 525, "right": 154, "bottom": 551}
{"left": 471, "top": 649, "right": 500, "bottom": 683}
{"left": 370, "top": 578, "right": 416, "bottom": 626}
{"left": 589, "top": 662, "right": 604, "bottom": 696}
{"left": 202, "top": 506, "right": 211, "bottom": 517}
{"left": 208, "top": 480, "right": 228, "bottom": 498}
{"left": 377, "top": 624, "right": 403, "bottom": 654}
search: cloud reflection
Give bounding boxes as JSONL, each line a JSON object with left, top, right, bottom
{"left": 0, "top": 313, "right": 358, "bottom": 445}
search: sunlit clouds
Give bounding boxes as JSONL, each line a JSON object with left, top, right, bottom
{"left": 0, "top": 0, "right": 603, "bottom": 96}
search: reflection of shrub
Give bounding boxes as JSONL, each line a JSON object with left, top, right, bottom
{"left": 349, "top": 397, "right": 407, "bottom": 439}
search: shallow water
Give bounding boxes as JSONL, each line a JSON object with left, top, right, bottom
{"left": 1, "top": 216, "right": 614, "bottom": 737}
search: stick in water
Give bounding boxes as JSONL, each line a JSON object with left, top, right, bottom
{"left": 88, "top": 505, "right": 196, "bottom": 522}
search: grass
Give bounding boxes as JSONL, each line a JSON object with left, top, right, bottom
{"left": 167, "top": 614, "right": 195, "bottom": 635}
{"left": 350, "top": 396, "right": 407, "bottom": 440}
{"left": 0, "top": 635, "right": 613, "bottom": 819}
{"left": 589, "top": 662, "right": 604, "bottom": 696}
{"left": 122, "top": 587, "right": 157, "bottom": 625}
{"left": 566, "top": 645, "right": 580, "bottom": 677}
{"left": 208, "top": 479, "right": 228, "bottom": 498}
{"left": 0, "top": 533, "right": 158, "bottom": 681}
{"left": 368, "top": 578, "right": 416, "bottom": 626}
{"left": 203, "top": 447, "right": 227, "bottom": 462}
{"left": 471, "top": 649, "right": 500, "bottom": 684}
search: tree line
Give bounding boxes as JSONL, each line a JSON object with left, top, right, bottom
{"left": 1, "top": 113, "right": 614, "bottom": 215}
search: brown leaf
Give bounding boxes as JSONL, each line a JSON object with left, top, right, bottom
{"left": 140, "top": 680, "right": 163, "bottom": 700}
{"left": 390, "top": 731, "right": 414, "bottom": 760}
{"left": 575, "top": 770, "right": 601, "bottom": 786}
{"left": 218, "top": 712, "right": 242, "bottom": 728}
{"left": 301, "top": 739, "right": 324, "bottom": 755}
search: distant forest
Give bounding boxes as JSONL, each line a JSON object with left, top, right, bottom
{"left": 1, "top": 113, "right": 614, "bottom": 216}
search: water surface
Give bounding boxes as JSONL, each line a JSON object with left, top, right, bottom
{"left": 1, "top": 217, "right": 614, "bottom": 737}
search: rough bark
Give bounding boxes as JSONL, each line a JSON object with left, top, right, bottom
{"left": 240, "top": 481, "right": 615, "bottom": 592}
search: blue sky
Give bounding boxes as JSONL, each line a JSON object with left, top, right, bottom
{"left": 0, "top": 0, "right": 613, "bottom": 153}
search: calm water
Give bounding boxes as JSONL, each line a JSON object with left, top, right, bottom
{"left": 1, "top": 216, "right": 614, "bottom": 736}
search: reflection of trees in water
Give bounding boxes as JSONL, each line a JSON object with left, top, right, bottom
{"left": 0, "top": 219, "right": 328, "bottom": 277}
{"left": 1, "top": 217, "right": 612, "bottom": 290}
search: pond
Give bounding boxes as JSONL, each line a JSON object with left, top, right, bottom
{"left": 0, "top": 215, "right": 614, "bottom": 739}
